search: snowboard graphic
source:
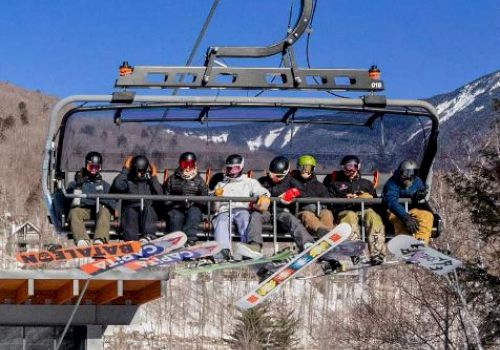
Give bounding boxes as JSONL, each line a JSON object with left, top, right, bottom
{"left": 174, "top": 249, "right": 293, "bottom": 276}
{"left": 123, "top": 241, "right": 221, "bottom": 273}
{"left": 79, "top": 231, "right": 187, "bottom": 275}
{"left": 235, "top": 223, "right": 351, "bottom": 310}
{"left": 387, "top": 235, "right": 462, "bottom": 275}
{"left": 16, "top": 241, "right": 141, "bottom": 265}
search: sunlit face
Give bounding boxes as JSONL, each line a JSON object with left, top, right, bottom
{"left": 299, "top": 164, "right": 314, "bottom": 179}
{"left": 400, "top": 169, "right": 415, "bottom": 187}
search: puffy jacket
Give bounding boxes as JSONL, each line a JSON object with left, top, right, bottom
{"left": 291, "top": 170, "right": 330, "bottom": 211}
{"left": 164, "top": 169, "right": 208, "bottom": 209}
{"left": 66, "top": 169, "right": 115, "bottom": 211}
{"left": 214, "top": 174, "right": 270, "bottom": 214}
{"left": 111, "top": 168, "right": 163, "bottom": 208}
{"left": 258, "top": 174, "right": 304, "bottom": 211}
{"left": 327, "top": 171, "right": 377, "bottom": 212}
{"left": 383, "top": 175, "right": 425, "bottom": 220}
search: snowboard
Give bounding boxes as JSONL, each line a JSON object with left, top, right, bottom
{"left": 121, "top": 241, "right": 222, "bottom": 273}
{"left": 235, "top": 223, "right": 351, "bottom": 310}
{"left": 323, "top": 239, "right": 366, "bottom": 259}
{"left": 174, "top": 249, "right": 294, "bottom": 276}
{"left": 295, "top": 260, "right": 401, "bottom": 280}
{"left": 16, "top": 241, "right": 141, "bottom": 265}
{"left": 79, "top": 231, "right": 187, "bottom": 275}
{"left": 387, "top": 235, "right": 462, "bottom": 275}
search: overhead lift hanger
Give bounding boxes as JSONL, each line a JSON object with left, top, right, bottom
{"left": 115, "top": 0, "right": 383, "bottom": 92}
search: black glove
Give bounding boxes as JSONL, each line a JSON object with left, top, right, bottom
{"left": 403, "top": 215, "right": 419, "bottom": 234}
{"left": 412, "top": 188, "right": 428, "bottom": 202}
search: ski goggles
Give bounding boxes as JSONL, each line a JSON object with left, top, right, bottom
{"left": 86, "top": 163, "right": 101, "bottom": 174}
{"left": 179, "top": 159, "right": 196, "bottom": 170}
{"left": 342, "top": 162, "right": 359, "bottom": 172}
{"left": 400, "top": 169, "right": 417, "bottom": 179}
{"left": 226, "top": 164, "right": 243, "bottom": 175}
{"left": 269, "top": 171, "right": 287, "bottom": 182}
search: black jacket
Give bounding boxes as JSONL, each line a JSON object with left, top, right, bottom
{"left": 66, "top": 169, "right": 115, "bottom": 211}
{"left": 326, "top": 171, "right": 377, "bottom": 212}
{"left": 291, "top": 170, "right": 330, "bottom": 211}
{"left": 164, "top": 169, "right": 208, "bottom": 209}
{"left": 111, "top": 168, "right": 163, "bottom": 208}
{"left": 258, "top": 174, "right": 304, "bottom": 211}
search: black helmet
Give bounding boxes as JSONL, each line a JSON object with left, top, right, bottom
{"left": 179, "top": 152, "right": 197, "bottom": 169}
{"left": 85, "top": 151, "right": 102, "bottom": 175}
{"left": 131, "top": 155, "right": 150, "bottom": 180}
{"left": 269, "top": 156, "right": 290, "bottom": 181}
{"left": 225, "top": 154, "right": 244, "bottom": 178}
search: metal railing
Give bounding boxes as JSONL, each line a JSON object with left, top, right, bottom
{"left": 65, "top": 193, "right": 412, "bottom": 253}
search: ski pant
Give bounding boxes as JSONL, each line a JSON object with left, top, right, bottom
{"left": 168, "top": 207, "right": 203, "bottom": 242}
{"left": 121, "top": 205, "right": 158, "bottom": 241}
{"left": 213, "top": 209, "right": 250, "bottom": 250}
{"left": 247, "top": 210, "right": 314, "bottom": 251}
{"left": 297, "top": 207, "right": 334, "bottom": 236}
{"left": 69, "top": 206, "right": 111, "bottom": 243}
{"left": 337, "top": 208, "right": 386, "bottom": 258}
{"left": 389, "top": 208, "right": 433, "bottom": 244}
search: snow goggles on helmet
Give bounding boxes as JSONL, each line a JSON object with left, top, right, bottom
{"left": 269, "top": 171, "right": 287, "bottom": 182}
{"left": 86, "top": 163, "right": 101, "bottom": 174}
{"left": 400, "top": 169, "right": 417, "bottom": 179}
{"left": 226, "top": 164, "right": 243, "bottom": 176}
{"left": 342, "top": 162, "right": 359, "bottom": 172}
{"left": 179, "top": 159, "right": 196, "bottom": 170}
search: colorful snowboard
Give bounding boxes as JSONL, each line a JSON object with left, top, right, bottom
{"left": 387, "top": 235, "right": 462, "bottom": 275}
{"left": 174, "top": 249, "right": 294, "bottom": 276}
{"left": 121, "top": 241, "right": 221, "bottom": 273}
{"left": 16, "top": 241, "right": 141, "bottom": 265}
{"left": 235, "top": 223, "right": 351, "bottom": 310}
{"left": 79, "top": 231, "right": 187, "bottom": 275}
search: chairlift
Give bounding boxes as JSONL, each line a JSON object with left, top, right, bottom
{"left": 42, "top": 0, "right": 441, "bottom": 243}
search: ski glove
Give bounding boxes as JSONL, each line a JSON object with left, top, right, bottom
{"left": 403, "top": 215, "right": 420, "bottom": 234}
{"left": 254, "top": 196, "right": 271, "bottom": 212}
{"left": 412, "top": 189, "right": 428, "bottom": 202}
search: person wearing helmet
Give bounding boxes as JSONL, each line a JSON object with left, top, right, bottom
{"left": 66, "top": 151, "right": 115, "bottom": 247}
{"left": 383, "top": 160, "right": 433, "bottom": 243}
{"left": 212, "top": 154, "right": 270, "bottom": 261}
{"left": 326, "top": 155, "right": 386, "bottom": 265}
{"left": 164, "top": 152, "right": 208, "bottom": 246}
{"left": 291, "top": 155, "right": 334, "bottom": 238}
{"left": 112, "top": 155, "right": 163, "bottom": 243}
{"left": 252, "top": 156, "right": 315, "bottom": 253}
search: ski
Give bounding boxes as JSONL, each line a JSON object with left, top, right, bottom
{"left": 174, "top": 249, "right": 294, "bottom": 276}
{"left": 235, "top": 223, "right": 351, "bottom": 310}
{"left": 121, "top": 241, "right": 221, "bottom": 273}
{"left": 387, "top": 235, "right": 462, "bottom": 275}
{"left": 16, "top": 241, "right": 141, "bottom": 265}
{"left": 79, "top": 231, "right": 187, "bottom": 275}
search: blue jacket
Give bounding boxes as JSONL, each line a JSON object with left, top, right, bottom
{"left": 383, "top": 175, "right": 425, "bottom": 220}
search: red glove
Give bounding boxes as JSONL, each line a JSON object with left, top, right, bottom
{"left": 282, "top": 188, "right": 301, "bottom": 202}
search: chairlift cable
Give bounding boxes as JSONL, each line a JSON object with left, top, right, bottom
{"left": 304, "top": 0, "right": 350, "bottom": 99}
{"left": 172, "top": 0, "right": 221, "bottom": 96}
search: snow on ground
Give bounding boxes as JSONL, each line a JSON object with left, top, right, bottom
{"left": 264, "top": 127, "right": 284, "bottom": 147}
{"left": 182, "top": 132, "right": 229, "bottom": 143}
{"left": 247, "top": 135, "right": 262, "bottom": 151}
{"left": 474, "top": 105, "right": 485, "bottom": 112}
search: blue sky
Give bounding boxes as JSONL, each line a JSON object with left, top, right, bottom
{"left": 0, "top": 0, "right": 498, "bottom": 99}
